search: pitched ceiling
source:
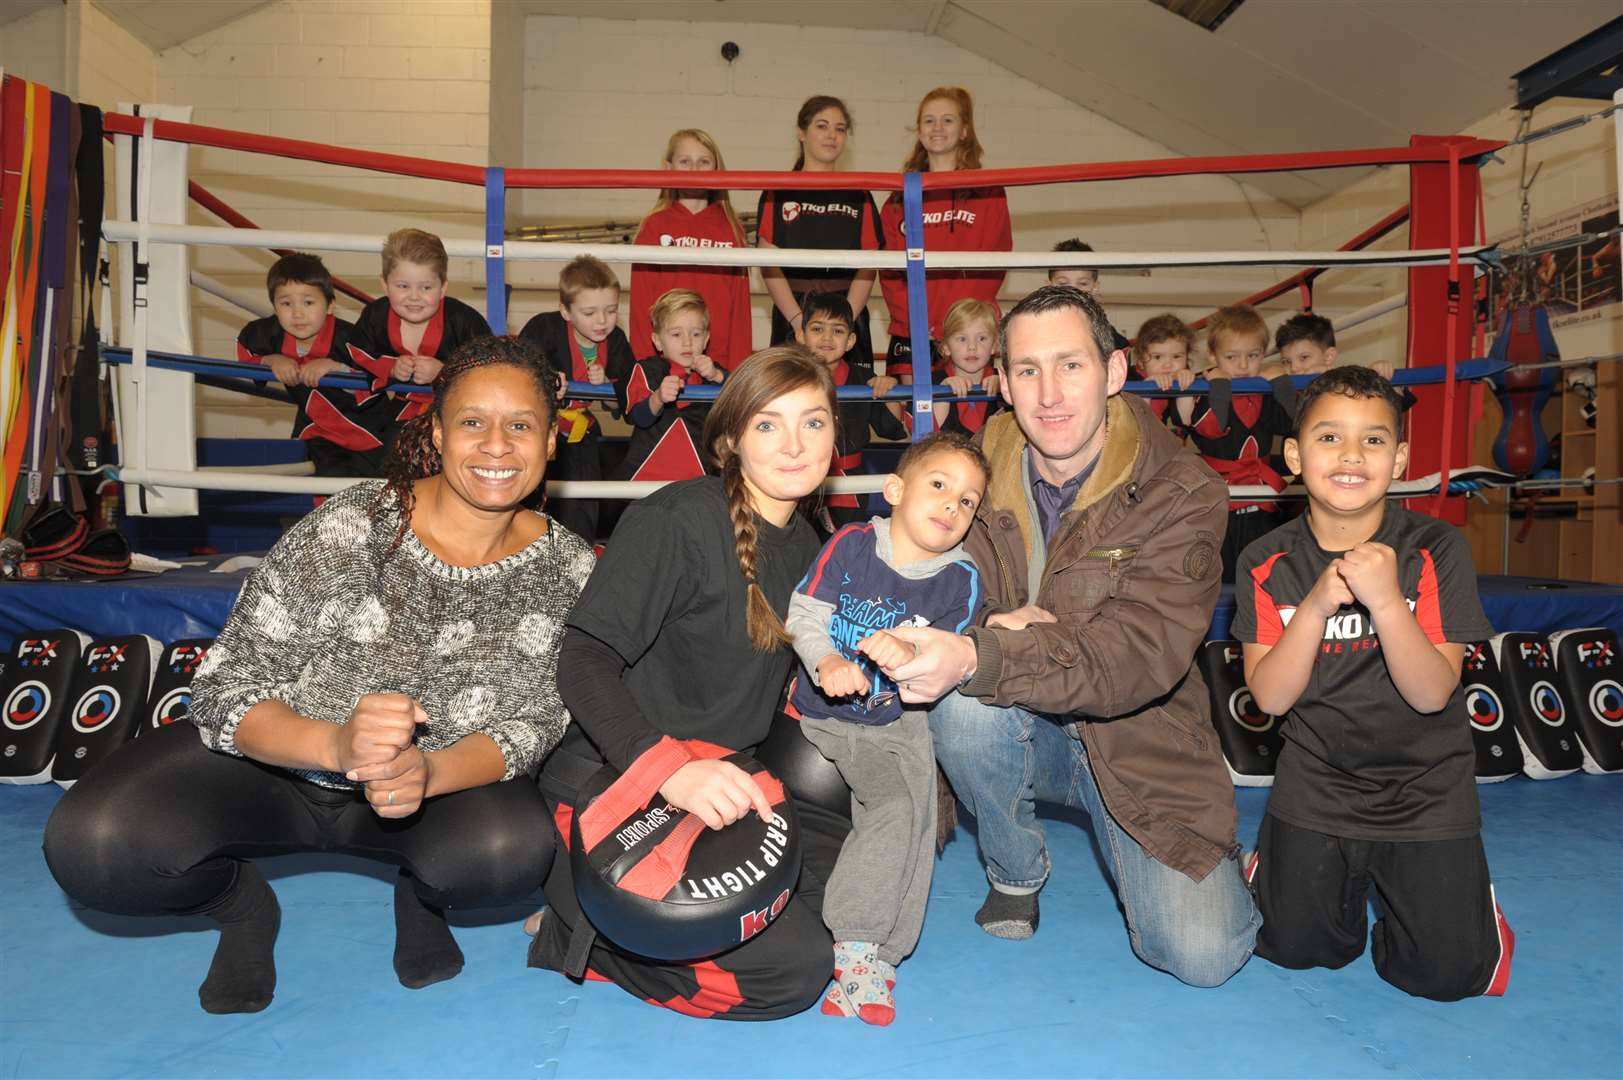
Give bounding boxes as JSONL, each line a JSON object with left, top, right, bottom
{"left": 89, "top": 0, "right": 274, "bottom": 51}
{"left": 517, "top": 0, "right": 1617, "bottom": 207}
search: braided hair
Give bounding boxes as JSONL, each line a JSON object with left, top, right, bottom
{"left": 702, "top": 345, "right": 837, "bottom": 652}
{"left": 375, "top": 334, "right": 561, "bottom": 549}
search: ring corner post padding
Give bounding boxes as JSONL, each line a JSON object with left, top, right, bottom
{"left": 112, "top": 101, "right": 198, "bottom": 518}
{"left": 1490, "top": 632, "right": 1583, "bottom": 780}
{"left": 571, "top": 745, "right": 801, "bottom": 963}
{"left": 1196, "top": 640, "right": 1281, "bottom": 787}
{"left": 0, "top": 629, "right": 91, "bottom": 784}
{"left": 1548, "top": 628, "right": 1623, "bottom": 775}
{"left": 141, "top": 637, "right": 214, "bottom": 735}
{"left": 1462, "top": 641, "right": 1523, "bottom": 783}
{"left": 49, "top": 633, "right": 160, "bottom": 788}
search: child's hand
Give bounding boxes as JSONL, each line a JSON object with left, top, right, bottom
{"left": 658, "top": 374, "right": 684, "bottom": 404}
{"left": 943, "top": 374, "right": 974, "bottom": 397}
{"left": 980, "top": 371, "right": 1000, "bottom": 397}
{"left": 868, "top": 375, "right": 898, "bottom": 401}
{"left": 1336, "top": 541, "right": 1402, "bottom": 611}
{"left": 1306, "top": 560, "right": 1356, "bottom": 619}
{"left": 1204, "top": 368, "right": 1229, "bottom": 382}
{"left": 299, "top": 358, "right": 345, "bottom": 387}
{"left": 586, "top": 361, "right": 607, "bottom": 385}
{"left": 986, "top": 605, "right": 1059, "bottom": 631}
{"left": 693, "top": 354, "right": 722, "bottom": 382}
{"left": 410, "top": 356, "right": 443, "bottom": 384}
{"left": 856, "top": 629, "right": 919, "bottom": 675}
{"left": 1259, "top": 361, "right": 1288, "bottom": 381}
{"left": 267, "top": 355, "right": 301, "bottom": 387}
{"left": 1371, "top": 360, "right": 1396, "bottom": 379}
{"left": 816, "top": 655, "right": 869, "bottom": 699}
{"left": 391, "top": 355, "right": 415, "bottom": 381}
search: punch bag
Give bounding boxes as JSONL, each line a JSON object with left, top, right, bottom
{"left": 1488, "top": 306, "right": 1559, "bottom": 476}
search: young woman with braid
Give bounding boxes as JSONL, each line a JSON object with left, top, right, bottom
{"left": 43, "top": 336, "right": 597, "bottom": 1015}
{"left": 526, "top": 346, "right": 853, "bottom": 1020}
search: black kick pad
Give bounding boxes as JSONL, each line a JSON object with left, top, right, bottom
{"left": 1491, "top": 632, "right": 1582, "bottom": 780}
{"left": 1549, "top": 628, "right": 1623, "bottom": 775}
{"left": 50, "top": 635, "right": 160, "bottom": 788}
{"left": 1197, "top": 640, "right": 1282, "bottom": 787}
{"left": 1461, "top": 641, "right": 1523, "bottom": 783}
{"left": 0, "top": 630, "right": 91, "bottom": 784}
{"left": 141, "top": 638, "right": 215, "bottom": 734}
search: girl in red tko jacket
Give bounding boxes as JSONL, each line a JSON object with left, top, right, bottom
{"left": 629, "top": 130, "right": 753, "bottom": 371}
{"left": 875, "top": 87, "right": 1011, "bottom": 381}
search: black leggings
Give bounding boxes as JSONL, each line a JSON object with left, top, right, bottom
{"left": 43, "top": 722, "right": 553, "bottom": 917}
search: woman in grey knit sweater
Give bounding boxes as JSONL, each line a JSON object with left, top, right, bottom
{"left": 44, "top": 337, "right": 596, "bottom": 1014}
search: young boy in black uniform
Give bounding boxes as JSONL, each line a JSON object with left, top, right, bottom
{"left": 613, "top": 288, "right": 726, "bottom": 483}
{"left": 347, "top": 228, "right": 491, "bottom": 458}
{"left": 794, "top": 291, "right": 896, "bottom": 529}
{"left": 235, "top": 254, "right": 369, "bottom": 476}
{"left": 1178, "top": 304, "right": 1297, "bottom": 581}
{"left": 1234, "top": 366, "right": 1513, "bottom": 1002}
{"left": 519, "top": 255, "right": 636, "bottom": 541}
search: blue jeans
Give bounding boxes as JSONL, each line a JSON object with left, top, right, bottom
{"left": 930, "top": 692, "right": 1260, "bottom": 987}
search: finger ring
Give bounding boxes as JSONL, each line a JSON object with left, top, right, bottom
{"left": 387, "top": 790, "right": 396, "bottom": 806}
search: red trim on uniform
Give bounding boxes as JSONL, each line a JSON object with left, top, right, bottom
{"left": 1251, "top": 551, "right": 1289, "bottom": 646}
{"left": 629, "top": 419, "right": 706, "bottom": 482}
{"left": 237, "top": 341, "right": 258, "bottom": 363}
{"left": 346, "top": 343, "right": 395, "bottom": 389}
{"left": 283, "top": 313, "right": 337, "bottom": 362}
{"left": 300, "top": 393, "right": 383, "bottom": 451}
{"left": 1482, "top": 886, "right": 1514, "bottom": 997}
{"left": 553, "top": 803, "right": 574, "bottom": 849}
{"left": 388, "top": 302, "right": 445, "bottom": 360}
{"left": 1415, "top": 548, "right": 1447, "bottom": 644}
{"left": 1243, "top": 850, "right": 1260, "bottom": 885}
{"left": 625, "top": 364, "right": 654, "bottom": 414}
{"left": 651, "top": 960, "right": 747, "bottom": 1018}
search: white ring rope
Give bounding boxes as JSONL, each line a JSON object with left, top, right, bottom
{"left": 102, "top": 220, "right": 1494, "bottom": 273}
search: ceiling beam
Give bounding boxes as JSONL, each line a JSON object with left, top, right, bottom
{"left": 1513, "top": 15, "right": 1623, "bottom": 109}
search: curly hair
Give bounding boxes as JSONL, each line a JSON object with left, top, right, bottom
{"left": 375, "top": 335, "right": 561, "bottom": 549}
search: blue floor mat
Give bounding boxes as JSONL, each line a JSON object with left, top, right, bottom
{"left": 3, "top": 776, "right": 1618, "bottom": 1079}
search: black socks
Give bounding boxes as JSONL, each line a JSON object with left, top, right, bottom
{"left": 393, "top": 869, "right": 465, "bottom": 990}
{"left": 197, "top": 862, "right": 281, "bottom": 1014}
{"left": 976, "top": 885, "right": 1039, "bottom": 940}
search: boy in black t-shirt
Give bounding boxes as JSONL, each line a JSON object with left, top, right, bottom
{"left": 1233, "top": 366, "right": 1514, "bottom": 1002}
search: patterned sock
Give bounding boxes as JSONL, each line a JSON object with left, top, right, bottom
{"left": 196, "top": 862, "right": 281, "bottom": 1014}
{"left": 820, "top": 979, "right": 857, "bottom": 1018}
{"left": 393, "top": 870, "right": 465, "bottom": 990}
{"left": 833, "top": 941, "right": 895, "bottom": 1026}
{"left": 975, "top": 885, "right": 1039, "bottom": 939}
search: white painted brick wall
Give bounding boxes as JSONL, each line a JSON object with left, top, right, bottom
{"left": 515, "top": 15, "right": 1301, "bottom": 363}
{"left": 1304, "top": 103, "right": 1621, "bottom": 368}
{"left": 0, "top": 5, "right": 70, "bottom": 93}
{"left": 148, "top": 0, "right": 493, "bottom": 437}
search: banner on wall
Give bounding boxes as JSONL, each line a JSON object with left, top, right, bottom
{"left": 1486, "top": 193, "right": 1621, "bottom": 334}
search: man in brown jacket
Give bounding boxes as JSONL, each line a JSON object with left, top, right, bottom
{"left": 885, "top": 286, "right": 1259, "bottom": 986}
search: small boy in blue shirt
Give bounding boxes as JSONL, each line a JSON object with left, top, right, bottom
{"left": 786, "top": 433, "right": 986, "bottom": 1025}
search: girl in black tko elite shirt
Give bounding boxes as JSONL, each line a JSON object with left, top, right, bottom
{"left": 527, "top": 346, "right": 853, "bottom": 1021}
{"left": 757, "top": 95, "right": 884, "bottom": 366}
{"left": 1233, "top": 366, "right": 1513, "bottom": 1003}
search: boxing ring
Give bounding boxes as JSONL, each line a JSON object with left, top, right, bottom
{"left": 3, "top": 99, "right": 1621, "bottom": 640}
